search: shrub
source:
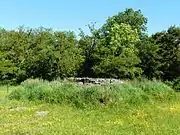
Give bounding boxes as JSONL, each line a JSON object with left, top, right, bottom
{"left": 164, "top": 80, "right": 174, "bottom": 88}
{"left": 130, "top": 78, "right": 175, "bottom": 101}
{"left": 8, "top": 78, "right": 176, "bottom": 108}
{"left": 173, "top": 77, "right": 180, "bottom": 91}
{"left": 8, "top": 86, "right": 25, "bottom": 100}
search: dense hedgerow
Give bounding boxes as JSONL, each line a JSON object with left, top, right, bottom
{"left": 8, "top": 79, "right": 176, "bottom": 108}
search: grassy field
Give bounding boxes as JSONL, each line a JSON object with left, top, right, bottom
{"left": 1, "top": 80, "right": 180, "bottom": 135}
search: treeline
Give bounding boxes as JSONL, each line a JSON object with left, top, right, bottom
{"left": 0, "top": 8, "right": 179, "bottom": 84}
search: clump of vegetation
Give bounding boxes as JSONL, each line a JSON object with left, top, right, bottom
{"left": 8, "top": 79, "right": 176, "bottom": 108}
{"left": 173, "top": 77, "right": 180, "bottom": 91}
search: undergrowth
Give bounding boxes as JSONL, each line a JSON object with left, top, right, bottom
{"left": 8, "top": 78, "right": 176, "bottom": 108}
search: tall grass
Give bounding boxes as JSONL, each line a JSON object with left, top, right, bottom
{"left": 8, "top": 78, "right": 176, "bottom": 108}
{"left": 173, "top": 77, "right": 180, "bottom": 91}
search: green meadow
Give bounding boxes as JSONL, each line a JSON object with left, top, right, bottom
{"left": 1, "top": 79, "right": 180, "bottom": 135}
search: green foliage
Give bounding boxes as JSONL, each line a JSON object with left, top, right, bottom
{"left": 0, "top": 28, "right": 25, "bottom": 83}
{"left": 0, "top": 8, "right": 179, "bottom": 83}
{"left": 130, "top": 78, "right": 175, "bottom": 101}
{"left": 152, "top": 26, "right": 180, "bottom": 80}
{"left": 93, "top": 23, "right": 142, "bottom": 78}
{"left": 9, "top": 79, "right": 176, "bottom": 108}
{"left": 101, "top": 8, "right": 147, "bottom": 38}
{"left": 136, "top": 26, "right": 180, "bottom": 80}
{"left": 136, "top": 38, "right": 163, "bottom": 79}
{"left": 78, "top": 24, "right": 100, "bottom": 77}
{"left": 173, "top": 77, "right": 180, "bottom": 91}
{"left": 53, "top": 31, "right": 85, "bottom": 78}
{"left": 78, "top": 8, "right": 147, "bottom": 78}
{"left": 0, "top": 27, "right": 84, "bottom": 83}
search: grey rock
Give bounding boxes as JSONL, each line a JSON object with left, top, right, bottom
{"left": 71, "top": 77, "right": 124, "bottom": 85}
{"left": 77, "top": 82, "right": 84, "bottom": 85}
{"left": 10, "top": 107, "right": 26, "bottom": 111}
{"left": 35, "top": 111, "right": 49, "bottom": 117}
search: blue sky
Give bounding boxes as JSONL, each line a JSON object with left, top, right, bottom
{"left": 1, "top": 0, "right": 180, "bottom": 35}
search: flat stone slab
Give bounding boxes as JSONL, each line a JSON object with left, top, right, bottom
{"left": 35, "top": 111, "right": 49, "bottom": 117}
{"left": 9, "top": 107, "right": 26, "bottom": 111}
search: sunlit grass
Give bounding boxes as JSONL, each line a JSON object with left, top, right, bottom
{"left": 1, "top": 100, "right": 180, "bottom": 135}
{"left": 1, "top": 81, "right": 180, "bottom": 135}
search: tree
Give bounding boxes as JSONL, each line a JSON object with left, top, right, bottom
{"left": 0, "top": 27, "right": 85, "bottom": 83}
{"left": 100, "top": 8, "right": 147, "bottom": 39}
{"left": 93, "top": 23, "right": 142, "bottom": 78}
{"left": 78, "top": 23, "right": 99, "bottom": 77}
{"left": 54, "top": 31, "right": 85, "bottom": 78}
{"left": 152, "top": 26, "right": 180, "bottom": 80}
{"left": 136, "top": 38, "right": 163, "bottom": 79}
{"left": 23, "top": 27, "right": 56, "bottom": 80}
{"left": 78, "top": 9, "right": 147, "bottom": 78}
{"left": 0, "top": 52, "right": 18, "bottom": 84}
{"left": 25, "top": 29, "right": 84, "bottom": 80}
{"left": 0, "top": 27, "right": 29, "bottom": 83}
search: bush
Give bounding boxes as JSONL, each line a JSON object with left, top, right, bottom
{"left": 164, "top": 80, "right": 174, "bottom": 88}
{"left": 8, "top": 78, "right": 176, "bottom": 108}
{"left": 173, "top": 77, "right": 180, "bottom": 91}
{"left": 8, "top": 86, "right": 25, "bottom": 100}
{"left": 130, "top": 78, "right": 175, "bottom": 101}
